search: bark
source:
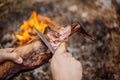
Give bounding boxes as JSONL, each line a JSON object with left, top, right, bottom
{"left": 0, "top": 39, "right": 52, "bottom": 80}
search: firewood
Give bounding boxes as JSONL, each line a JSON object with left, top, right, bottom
{"left": 0, "top": 22, "right": 94, "bottom": 80}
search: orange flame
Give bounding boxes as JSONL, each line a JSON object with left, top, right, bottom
{"left": 12, "top": 11, "right": 60, "bottom": 45}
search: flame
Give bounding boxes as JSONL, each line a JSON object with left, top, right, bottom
{"left": 12, "top": 11, "right": 60, "bottom": 45}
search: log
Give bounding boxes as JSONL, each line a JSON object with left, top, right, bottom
{"left": 0, "top": 39, "right": 52, "bottom": 80}
{"left": 0, "top": 22, "right": 94, "bottom": 80}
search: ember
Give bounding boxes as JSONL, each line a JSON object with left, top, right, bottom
{"left": 12, "top": 11, "right": 60, "bottom": 45}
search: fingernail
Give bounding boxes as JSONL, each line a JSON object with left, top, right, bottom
{"left": 16, "top": 57, "right": 23, "bottom": 64}
{"left": 60, "top": 42, "right": 66, "bottom": 46}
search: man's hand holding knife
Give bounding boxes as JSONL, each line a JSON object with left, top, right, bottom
{"left": 50, "top": 43, "right": 82, "bottom": 80}
{"left": 35, "top": 28, "right": 82, "bottom": 80}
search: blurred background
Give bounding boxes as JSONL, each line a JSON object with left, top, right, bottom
{"left": 0, "top": 0, "right": 120, "bottom": 80}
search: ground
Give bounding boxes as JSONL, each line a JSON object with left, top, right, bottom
{"left": 0, "top": 0, "right": 120, "bottom": 80}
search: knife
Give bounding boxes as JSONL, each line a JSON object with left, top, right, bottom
{"left": 35, "top": 28, "right": 55, "bottom": 54}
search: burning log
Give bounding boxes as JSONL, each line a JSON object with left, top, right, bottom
{"left": 0, "top": 12, "right": 94, "bottom": 80}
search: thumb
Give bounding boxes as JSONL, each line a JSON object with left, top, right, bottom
{"left": 54, "top": 46, "right": 66, "bottom": 56}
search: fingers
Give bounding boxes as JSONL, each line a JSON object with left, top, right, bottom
{"left": 10, "top": 53, "right": 23, "bottom": 64}
{"left": 3, "top": 48, "right": 23, "bottom": 64}
{"left": 6, "top": 48, "right": 15, "bottom": 52}
{"left": 3, "top": 52, "right": 23, "bottom": 64}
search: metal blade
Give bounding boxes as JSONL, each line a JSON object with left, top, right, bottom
{"left": 35, "top": 28, "right": 55, "bottom": 54}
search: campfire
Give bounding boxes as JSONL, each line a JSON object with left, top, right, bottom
{"left": 12, "top": 11, "right": 61, "bottom": 45}
{"left": 1, "top": 10, "right": 91, "bottom": 80}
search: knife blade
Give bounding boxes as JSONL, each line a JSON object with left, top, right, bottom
{"left": 35, "top": 28, "right": 55, "bottom": 54}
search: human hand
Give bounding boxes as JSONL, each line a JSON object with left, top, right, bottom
{"left": 0, "top": 48, "right": 23, "bottom": 64}
{"left": 50, "top": 45, "right": 82, "bottom": 80}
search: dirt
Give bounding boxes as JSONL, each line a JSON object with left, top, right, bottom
{"left": 0, "top": 0, "right": 120, "bottom": 80}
